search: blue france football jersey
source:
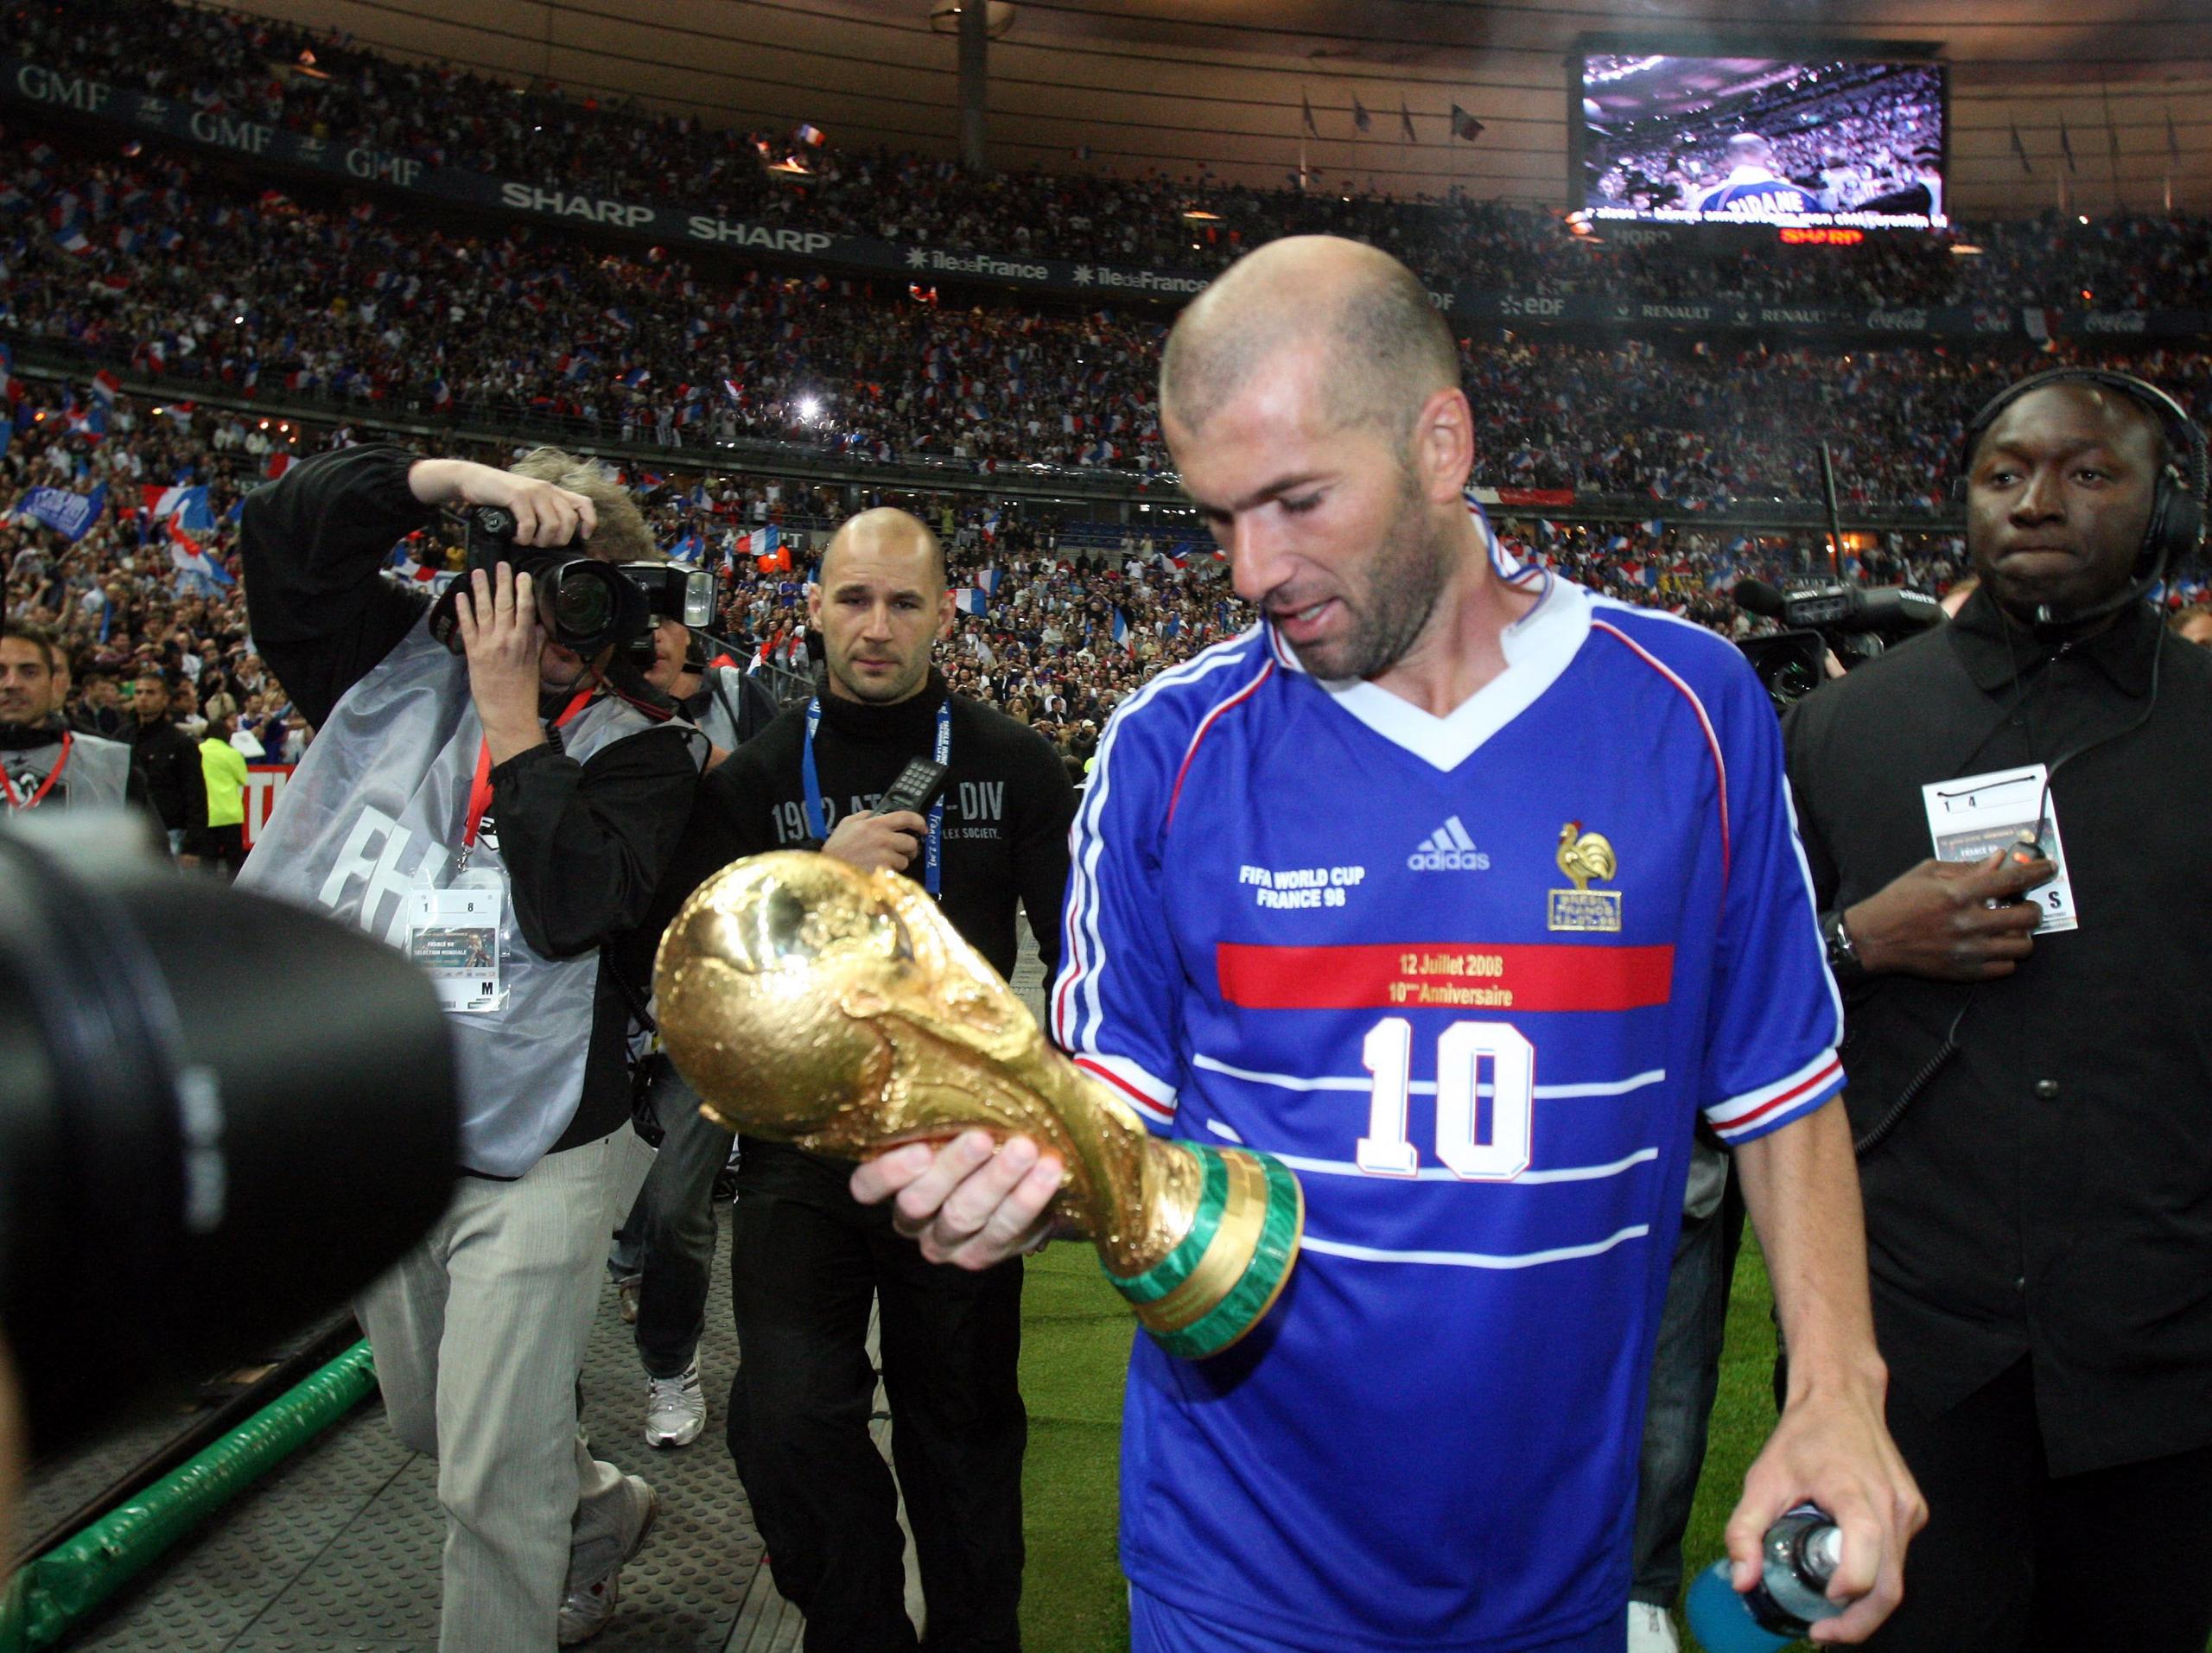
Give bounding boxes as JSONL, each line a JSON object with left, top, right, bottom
{"left": 1052, "top": 563, "right": 1842, "bottom": 1652}
{"left": 1694, "top": 177, "right": 1823, "bottom": 217}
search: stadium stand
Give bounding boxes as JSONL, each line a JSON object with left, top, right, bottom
{"left": 12, "top": 0, "right": 2212, "bottom": 313}
{"left": 10, "top": 122, "right": 2211, "bottom": 513}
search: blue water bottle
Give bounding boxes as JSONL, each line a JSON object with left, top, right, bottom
{"left": 1684, "top": 1504, "right": 1846, "bottom": 1652}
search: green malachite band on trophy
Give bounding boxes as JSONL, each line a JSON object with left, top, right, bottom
{"left": 1151, "top": 1154, "right": 1304, "bottom": 1360}
{"left": 1102, "top": 1149, "right": 1230, "bottom": 1304}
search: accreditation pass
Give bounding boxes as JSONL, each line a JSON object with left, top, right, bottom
{"left": 406, "top": 875, "right": 508, "bottom": 1012}
{"left": 1921, "top": 763, "right": 2078, "bottom": 934}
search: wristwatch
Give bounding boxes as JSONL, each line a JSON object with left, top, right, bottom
{"left": 1821, "top": 908, "right": 1861, "bottom": 976}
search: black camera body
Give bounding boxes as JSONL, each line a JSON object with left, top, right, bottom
{"left": 1735, "top": 578, "right": 1944, "bottom": 710}
{"left": 457, "top": 504, "right": 649, "bottom": 661}
{"left": 433, "top": 506, "right": 721, "bottom": 668}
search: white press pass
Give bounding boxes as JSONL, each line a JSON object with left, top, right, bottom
{"left": 1921, "top": 763, "right": 2078, "bottom": 934}
{"left": 406, "top": 869, "right": 510, "bottom": 1013}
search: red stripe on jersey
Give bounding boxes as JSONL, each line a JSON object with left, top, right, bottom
{"left": 1717, "top": 1056, "right": 1841, "bottom": 1135}
{"left": 1216, "top": 942, "right": 1675, "bottom": 1013}
{"left": 1166, "top": 662, "right": 1273, "bottom": 830}
{"left": 1074, "top": 1055, "right": 1173, "bottom": 1119}
{"left": 1589, "top": 620, "right": 1730, "bottom": 880}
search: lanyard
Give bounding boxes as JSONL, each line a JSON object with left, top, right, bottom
{"left": 462, "top": 689, "right": 595, "bottom": 850}
{"left": 0, "top": 730, "right": 69, "bottom": 812}
{"left": 803, "top": 696, "right": 951, "bottom": 899}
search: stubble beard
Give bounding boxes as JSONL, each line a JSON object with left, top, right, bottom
{"left": 832, "top": 646, "right": 929, "bottom": 704}
{"left": 1285, "top": 478, "right": 1452, "bottom": 682}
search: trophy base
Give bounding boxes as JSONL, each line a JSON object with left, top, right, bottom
{"left": 1103, "top": 1145, "right": 1303, "bottom": 1359}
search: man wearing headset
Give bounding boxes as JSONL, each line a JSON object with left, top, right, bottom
{"left": 1783, "top": 369, "right": 2212, "bottom": 1650}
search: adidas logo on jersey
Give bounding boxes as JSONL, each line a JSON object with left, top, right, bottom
{"left": 1408, "top": 815, "right": 1491, "bottom": 872}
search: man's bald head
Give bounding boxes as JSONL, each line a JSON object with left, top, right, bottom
{"left": 820, "top": 506, "right": 946, "bottom": 593}
{"left": 1160, "top": 236, "right": 1459, "bottom": 444}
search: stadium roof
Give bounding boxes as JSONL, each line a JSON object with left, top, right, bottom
{"left": 229, "top": 0, "right": 2212, "bottom": 218}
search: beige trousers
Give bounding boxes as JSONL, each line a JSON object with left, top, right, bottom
{"left": 357, "top": 1130, "right": 636, "bottom": 1652}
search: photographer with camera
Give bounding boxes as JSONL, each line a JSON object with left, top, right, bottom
{"left": 1, "top": 620, "right": 154, "bottom": 823}
{"left": 236, "top": 444, "right": 705, "bottom": 1650}
{"left": 656, "top": 624, "right": 779, "bottom": 769}
{"left": 1784, "top": 370, "right": 2212, "bottom": 1650}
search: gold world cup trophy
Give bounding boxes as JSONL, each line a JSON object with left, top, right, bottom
{"left": 655, "top": 851, "right": 1303, "bottom": 1358}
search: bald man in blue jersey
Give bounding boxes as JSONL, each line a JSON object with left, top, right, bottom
{"left": 855, "top": 236, "right": 1922, "bottom": 1653}
{"left": 1694, "top": 134, "right": 1823, "bottom": 218}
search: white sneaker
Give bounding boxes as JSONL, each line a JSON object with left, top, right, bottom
{"left": 643, "top": 1359, "right": 706, "bottom": 1448}
{"left": 1627, "top": 1600, "right": 1681, "bottom": 1653}
{"left": 557, "top": 1474, "right": 656, "bottom": 1645}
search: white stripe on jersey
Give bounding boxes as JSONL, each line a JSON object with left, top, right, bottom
{"left": 1073, "top": 1052, "right": 1177, "bottom": 1123}
{"left": 1781, "top": 773, "right": 1848, "bottom": 1041}
{"left": 1192, "top": 1052, "right": 1668, "bottom": 1100}
{"left": 1262, "top": 1146, "right": 1658, "bottom": 1185}
{"left": 1588, "top": 615, "right": 1731, "bottom": 874}
{"left": 1706, "top": 1047, "right": 1843, "bottom": 1136}
{"left": 1054, "top": 633, "right": 1263, "bottom": 1067}
{"left": 1302, "top": 1223, "right": 1651, "bottom": 1270}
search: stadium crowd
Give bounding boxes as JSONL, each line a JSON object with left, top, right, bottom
{"left": 0, "top": 375, "right": 1269, "bottom": 766}
{"left": 16, "top": 0, "right": 2212, "bottom": 315}
{"left": 11, "top": 126, "right": 2212, "bottom": 510}
{"left": 1590, "top": 64, "right": 1946, "bottom": 219}
{"left": 13, "top": 359, "right": 1980, "bottom": 792}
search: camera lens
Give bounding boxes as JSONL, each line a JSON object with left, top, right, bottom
{"left": 1765, "top": 658, "right": 1819, "bottom": 711}
{"left": 553, "top": 567, "right": 614, "bottom": 635}
{"left": 0, "top": 817, "right": 457, "bottom": 1456}
{"left": 530, "top": 560, "right": 645, "bottom": 657}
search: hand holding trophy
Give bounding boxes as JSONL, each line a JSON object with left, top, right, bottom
{"left": 655, "top": 851, "right": 1302, "bottom": 1357}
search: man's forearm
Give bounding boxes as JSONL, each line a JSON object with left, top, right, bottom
{"left": 1734, "top": 1098, "right": 1887, "bottom": 1404}
{"left": 406, "top": 457, "right": 495, "bottom": 508}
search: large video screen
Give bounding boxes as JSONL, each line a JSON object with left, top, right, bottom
{"left": 1576, "top": 56, "right": 1948, "bottom": 230}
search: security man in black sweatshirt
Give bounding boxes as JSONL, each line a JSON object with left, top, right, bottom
{"left": 651, "top": 506, "right": 1075, "bottom": 1652}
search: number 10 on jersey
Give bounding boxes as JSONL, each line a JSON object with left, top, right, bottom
{"left": 1357, "top": 1017, "right": 1535, "bottom": 1181}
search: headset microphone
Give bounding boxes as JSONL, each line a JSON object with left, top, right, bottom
{"left": 2031, "top": 542, "right": 2175, "bottom": 639}
{"left": 1961, "top": 368, "right": 2209, "bottom": 638}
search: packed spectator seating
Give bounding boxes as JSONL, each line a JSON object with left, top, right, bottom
{"left": 0, "top": 131, "right": 1173, "bottom": 475}
{"left": 11, "top": 125, "right": 2210, "bottom": 512}
{"left": 10, "top": 3, "right": 2212, "bottom": 763}
{"left": 0, "top": 378, "right": 1279, "bottom": 752}
{"left": 19, "top": 0, "right": 2212, "bottom": 314}
{"left": 14, "top": 371, "right": 1962, "bottom": 769}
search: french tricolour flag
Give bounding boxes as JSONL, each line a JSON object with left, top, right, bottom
{"left": 143, "top": 482, "right": 206, "bottom": 521}
{"left": 168, "top": 525, "right": 233, "bottom": 585}
{"left": 953, "top": 588, "right": 987, "bottom": 617}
